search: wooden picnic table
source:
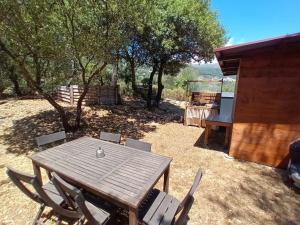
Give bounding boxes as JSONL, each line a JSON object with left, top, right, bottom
{"left": 30, "top": 136, "right": 172, "bottom": 225}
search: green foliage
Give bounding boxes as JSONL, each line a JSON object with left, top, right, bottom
{"left": 0, "top": 0, "right": 226, "bottom": 107}
{"left": 140, "top": 0, "right": 226, "bottom": 63}
{"left": 0, "top": 53, "right": 12, "bottom": 93}
{"left": 173, "top": 67, "right": 199, "bottom": 88}
{"left": 0, "top": 0, "right": 136, "bottom": 90}
{"left": 163, "top": 87, "right": 186, "bottom": 101}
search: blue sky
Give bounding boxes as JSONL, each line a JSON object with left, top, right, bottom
{"left": 211, "top": 0, "right": 300, "bottom": 45}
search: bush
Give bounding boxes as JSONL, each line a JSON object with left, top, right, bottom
{"left": 163, "top": 87, "right": 187, "bottom": 101}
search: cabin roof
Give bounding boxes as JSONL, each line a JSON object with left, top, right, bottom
{"left": 214, "top": 33, "right": 300, "bottom": 76}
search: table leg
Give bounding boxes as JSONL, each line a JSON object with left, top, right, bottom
{"left": 129, "top": 207, "right": 138, "bottom": 225}
{"left": 163, "top": 165, "right": 170, "bottom": 193}
{"left": 225, "top": 126, "right": 231, "bottom": 147}
{"left": 204, "top": 125, "right": 211, "bottom": 145}
{"left": 32, "top": 162, "right": 42, "bottom": 185}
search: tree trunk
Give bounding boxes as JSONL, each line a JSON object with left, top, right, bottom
{"left": 14, "top": 60, "right": 74, "bottom": 131}
{"left": 8, "top": 66, "right": 22, "bottom": 96}
{"left": 0, "top": 40, "right": 107, "bottom": 132}
{"left": 154, "top": 62, "right": 165, "bottom": 107}
{"left": 147, "top": 62, "right": 158, "bottom": 109}
{"left": 74, "top": 62, "right": 107, "bottom": 129}
{"left": 74, "top": 84, "right": 89, "bottom": 129}
{"left": 111, "top": 63, "right": 118, "bottom": 86}
{"left": 130, "top": 58, "right": 138, "bottom": 93}
{"left": 33, "top": 53, "right": 42, "bottom": 86}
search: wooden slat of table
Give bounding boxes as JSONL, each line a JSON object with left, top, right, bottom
{"left": 30, "top": 137, "right": 172, "bottom": 208}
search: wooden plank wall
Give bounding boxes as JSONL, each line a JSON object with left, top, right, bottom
{"left": 229, "top": 43, "right": 300, "bottom": 168}
{"left": 98, "top": 85, "right": 119, "bottom": 105}
{"left": 72, "top": 85, "right": 98, "bottom": 105}
{"left": 57, "top": 86, "right": 72, "bottom": 103}
{"left": 57, "top": 85, "right": 119, "bottom": 105}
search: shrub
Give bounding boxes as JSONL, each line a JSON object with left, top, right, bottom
{"left": 163, "top": 87, "right": 187, "bottom": 101}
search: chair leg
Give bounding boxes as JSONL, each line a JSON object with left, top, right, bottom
{"left": 77, "top": 217, "right": 85, "bottom": 225}
{"left": 46, "top": 170, "right": 52, "bottom": 180}
{"left": 56, "top": 217, "right": 62, "bottom": 225}
{"left": 32, "top": 204, "right": 45, "bottom": 225}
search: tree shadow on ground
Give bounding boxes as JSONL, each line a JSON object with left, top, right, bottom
{"left": 0, "top": 98, "right": 183, "bottom": 155}
{"left": 206, "top": 166, "right": 300, "bottom": 225}
{"left": 194, "top": 127, "right": 229, "bottom": 154}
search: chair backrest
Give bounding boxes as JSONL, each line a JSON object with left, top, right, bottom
{"left": 6, "top": 166, "right": 42, "bottom": 204}
{"left": 51, "top": 173, "right": 102, "bottom": 225}
{"left": 35, "top": 131, "right": 66, "bottom": 149}
{"left": 31, "top": 175, "right": 81, "bottom": 220}
{"left": 100, "top": 131, "right": 121, "bottom": 144}
{"left": 125, "top": 138, "right": 152, "bottom": 152}
{"left": 175, "top": 169, "right": 203, "bottom": 225}
{"left": 7, "top": 167, "right": 81, "bottom": 220}
{"left": 51, "top": 173, "right": 81, "bottom": 210}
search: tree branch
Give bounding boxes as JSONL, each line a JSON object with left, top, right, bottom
{"left": 87, "top": 62, "right": 107, "bottom": 84}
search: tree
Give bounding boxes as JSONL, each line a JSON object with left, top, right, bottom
{"left": 117, "top": 1, "right": 152, "bottom": 97}
{"left": 0, "top": 0, "right": 130, "bottom": 131}
{"left": 0, "top": 52, "right": 23, "bottom": 96}
{"left": 121, "top": 36, "right": 147, "bottom": 96}
{"left": 139, "top": 0, "right": 226, "bottom": 108}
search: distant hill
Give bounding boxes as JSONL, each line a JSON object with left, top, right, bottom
{"left": 190, "top": 63, "right": 223, "bottom": 77}
{"left": 190, "top": 63, "right": 236, "bottom": 82}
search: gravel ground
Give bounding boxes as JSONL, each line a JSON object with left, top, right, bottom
{"left": 0, "top": 98, "right": 299, "bottom": 225}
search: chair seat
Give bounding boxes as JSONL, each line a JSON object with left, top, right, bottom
{"left": 141, "top": 189, "right": 180, "bottom": 225}
{"left": 85, "top": 201, "right": 110, "bottom": 224}
{"left": 42, "top": 182, "right": 64, "bottom": 205}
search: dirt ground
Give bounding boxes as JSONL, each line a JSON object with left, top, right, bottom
{"left": 0, "top": 98, "right": 299, "bottom": 225}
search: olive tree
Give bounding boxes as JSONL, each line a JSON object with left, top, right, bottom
{"left": 0, "top": 0, "right": 131, "bottom": 131}
{"left": 139, "top": 0, "right": 226, "bottom": 108}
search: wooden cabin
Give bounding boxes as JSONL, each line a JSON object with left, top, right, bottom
{"left": 214, "top": 33, "right": 300, "bottom": 168}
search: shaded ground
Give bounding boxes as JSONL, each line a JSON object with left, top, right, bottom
{"left": 0, "top": 98, "right": 299, "bottom": 225}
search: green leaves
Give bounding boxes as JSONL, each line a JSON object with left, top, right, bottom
{"left": 139, "top": 0, "right": 225, "bottom": 63}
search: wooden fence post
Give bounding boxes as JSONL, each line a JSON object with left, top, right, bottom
{"left": 70, "top": 85, "right": 74, "bottom": 105}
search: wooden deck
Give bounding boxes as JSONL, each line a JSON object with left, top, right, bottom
{"left": 30, "top": 137, "right": 172, "bottom": 225}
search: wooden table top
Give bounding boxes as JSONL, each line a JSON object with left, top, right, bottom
{"left": 30, "top": 137, "right": 172, "bottom": 208}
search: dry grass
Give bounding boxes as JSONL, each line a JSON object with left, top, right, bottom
{"left": 0, "top": 98, "right": 299, "bottom": 225}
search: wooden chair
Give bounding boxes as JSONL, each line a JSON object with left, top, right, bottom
{"left": 140, "top": 169, "right": 203, "bottom": 225}
{"left": 51, "top": 173, "right": 110, "bottom": 225}
{"left": 35, "top": 131, "right": 67, "bottom": 179}
{"left": 35, "top": 131, "right": 66, "bottom": 151}
{"left": 100, "top": 131, "right": 121, "bottom": 144}
{"left": 125, "top": 138, "right": 152, "bottom": 152}
{"left": 6, "top": 166, "right": 65, "bottom": 225}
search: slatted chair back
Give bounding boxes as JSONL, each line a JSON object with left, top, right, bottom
{"left": 51, "top": 173, "right": 81, "bottom": 210}
{"left": 31, "top": 175, "right": 82, "bottom": 220}
{"left": 35, "top": 131, "right": 66, "bottom": 150}
{"left": 100, "top": 131, "right": 121, "bottom": 144}
{"left": 6, "top": 166, "right": 42, "bottom": 204}
{"left": 125, "top": 138, "right": 152, "bottom": 152}
{"left": 52, "top": 173, "right": 103, "bottom": 225}
{"left": 175, "top": 169, "right": 203, "bottom": 225}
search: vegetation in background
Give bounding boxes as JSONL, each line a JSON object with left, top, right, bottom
{"left": 0, "top": 0, "right": 226, "bottom": 130}
{"left": 162, "top": 64, "right": 236, "bottom": 101}
{"left": 0, "top": 0, "right": 144, "bottom": 131}
{"left": 130, "top": 0, "right": 226, "bottom": 108}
